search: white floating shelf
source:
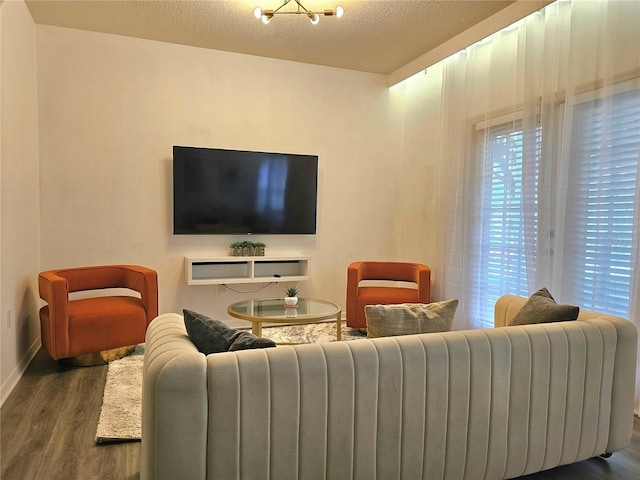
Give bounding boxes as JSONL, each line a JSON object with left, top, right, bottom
{"left": 185, "top": 255, "right": 310, "bottom": 285}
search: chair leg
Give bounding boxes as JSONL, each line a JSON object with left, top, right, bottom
{"left": 57, "top": 345, "right": 136, "bottom": 367}
{"left": 58, "top": 352, "right": 107, "bottom": 367}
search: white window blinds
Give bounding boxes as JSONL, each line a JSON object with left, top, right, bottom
{"left": 472, "top": 86, "right": 639, "bottom": 322}
{"left": 470, "top": 121, "right": 541, "bottom": 326}
{"left": 564, "top": 88, "right": 640, "bottom": 317}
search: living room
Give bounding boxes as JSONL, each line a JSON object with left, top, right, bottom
{"left": 2, "top": 0, "right": 436, "bottom": 398}
{"left": 2, "top": 0, "right": 639, "bottom": 477}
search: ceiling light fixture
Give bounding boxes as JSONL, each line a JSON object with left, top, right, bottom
{"left": 254, "top": 0, "right": 344, "bottom": 25}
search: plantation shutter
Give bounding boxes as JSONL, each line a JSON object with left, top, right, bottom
{"left": 470, "top": 120, "right": 539, "bottom": 327}
{"left": 564, "top": 87, "right": 640, "bottom": 317}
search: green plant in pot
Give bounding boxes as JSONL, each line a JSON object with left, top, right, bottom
{"left": 240, "top": 240, "right": 254, "bottom": 256}
{"left": 229, "top": 241, "right": 244, "bottom": 256}
{"left": 254, "top": 241, "right": 266, "bottom": 256}
{"left": 284, "top": 286, "right": 299, "bottom": 306}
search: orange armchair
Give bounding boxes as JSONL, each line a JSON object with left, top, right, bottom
{"left": 38, "top": 265, "right": 158, "bottom": 361}
{"left": 346, "top": 261, "right": 431, "bottom": 329}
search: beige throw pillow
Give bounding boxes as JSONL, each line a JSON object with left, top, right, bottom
{"left": 365, "top": 299, "right": 459, "bottom": 339}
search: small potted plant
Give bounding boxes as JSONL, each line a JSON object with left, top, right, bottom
{"left": 230, "top": 241, "right": 244, "bottom": 256}
{"left": 284, "top": 286, "right": 299, "bottom": 306}
{"left": 254, "top": 241, "right": 266, "bottom": 256}
{"left": 241, "top": 240, "right": 254, "bottom": 256}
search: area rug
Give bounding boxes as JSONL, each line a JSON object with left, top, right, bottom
{"left": 95, "top": 320, "right": 365, "bottom": 444}
{"left": 95, "top": 344, "right": 145, "bottom": 444}
{"left": 259, "top": 319, "right": 364, "bottom": 344}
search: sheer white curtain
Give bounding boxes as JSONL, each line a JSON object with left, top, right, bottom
{"left": 398, "top": 0, "right": 640, "bottom": 411}
{"left": 434, "top": 3, "right": 570, "bottom": 329}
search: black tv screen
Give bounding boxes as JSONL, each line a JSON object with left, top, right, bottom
{"left": 173, "top": 146, "right": 318, "bottom": 235}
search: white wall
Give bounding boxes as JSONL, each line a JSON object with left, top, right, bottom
{"left": 0, "top": 0, "right": 41, "bottom": 405}
{"left": 391, "top": 66, "right": 445, "bottom": 295}
{"left": 35, "top": 26, "right": 404, "bottom": 327}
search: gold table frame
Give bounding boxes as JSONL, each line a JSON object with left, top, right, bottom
{"left": 227, "top": 297, "right": 342, "bottom": 341}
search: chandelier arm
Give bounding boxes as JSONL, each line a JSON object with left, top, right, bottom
{"left": 271, "top": 11, "right": 327, "bottom": 15}
{"left": 293, "top": 0, "right": 311, "bottom": 14}
{"left": 272, "top": 0, "right": 293, "bottom": 14}
{"left": 257, "top": 1, "right": 342, "bottom": 19}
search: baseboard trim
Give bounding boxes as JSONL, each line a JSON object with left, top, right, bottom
{"left": 0, "top": 337, "right": 41, "bottom": 408}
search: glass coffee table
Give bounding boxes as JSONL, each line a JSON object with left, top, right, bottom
{"left": 227, "top": 298, "right": 342, "bottom": 341}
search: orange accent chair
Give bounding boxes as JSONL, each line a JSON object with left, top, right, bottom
{"left": 38, "top": 265, "right": 158, "bottom": 361}
{"left": 346, "top": 261, "right": 431, "bottom": 329}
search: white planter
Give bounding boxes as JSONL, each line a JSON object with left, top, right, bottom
{"left": 284, "top": 296, "right": 298, "bottom": 306}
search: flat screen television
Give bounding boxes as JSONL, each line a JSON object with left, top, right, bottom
{"left": 173, "top": 146, "right": 318, "bottom": 235}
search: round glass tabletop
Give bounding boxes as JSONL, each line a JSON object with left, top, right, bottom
{"left": 227, "top": 297, "right": 340, "bottom": 323}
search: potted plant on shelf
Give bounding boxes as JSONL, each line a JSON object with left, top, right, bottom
{"left": 230, "top": 241, "right": 244, "bottom": 256}
{"left": 229, "top": 240, "right": 266, "bottom": 256}
{"left": 284, "top": 286, "right": 299, "bottom": 306}
{"left": 241, "top": 240, "right": 254, "bottom": 256}
{"left": 254, "top": 241, "right": 266, "bottom": 256}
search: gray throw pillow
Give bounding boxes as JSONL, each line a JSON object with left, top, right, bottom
{"left": 509, "top": 288, "right": 579, "bottom": 326}
{"left": 228, "top": 330, "right": 278, "bottom": 351}
{"left": 183, "top": 309, "right": 276, "bottom": 354}
{"left": 365, "top": 299, "right": 459, "bottom": 339}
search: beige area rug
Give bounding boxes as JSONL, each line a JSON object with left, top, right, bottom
{"left": 95, "top": 344, "right": 145, "bottom": 444}
{"left": 95, "top": 321, "right": 365, "bottom": 444}
{"left": 260, "top": 319, "right": 364, "bottom": 344}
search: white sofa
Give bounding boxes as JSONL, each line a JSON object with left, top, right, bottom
{"left": 141, "top": 295, "right": 637, "bottom": 480}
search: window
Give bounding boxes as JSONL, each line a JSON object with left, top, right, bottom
{"left": 470, "top": 120, "right": 541, "bottom": 326}
{"left": 563, "top": 88, "right": 640, "bottom": 317}
{"left": 471, "top": 86, "right": 639, "bottom": 322}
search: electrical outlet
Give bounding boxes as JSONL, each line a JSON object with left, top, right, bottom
{"left": 6, "top": 310, "right": 12, "bottom": 330}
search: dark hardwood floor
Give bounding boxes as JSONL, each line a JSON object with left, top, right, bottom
{"left": 1, "top": 349, "right": 139, "bottom": 480}
{"left": 1, "top": 348, "right": 639, "bottom": 479}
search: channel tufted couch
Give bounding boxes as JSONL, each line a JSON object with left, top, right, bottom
{"left": 141, "top": 295, "right": 637, "bottom": 480}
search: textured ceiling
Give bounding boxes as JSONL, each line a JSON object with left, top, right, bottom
{"left": 26, "top": 0, "right": 529, "bottom": 75}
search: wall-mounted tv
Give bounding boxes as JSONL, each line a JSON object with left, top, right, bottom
{"left": 173, "top": 146, "right": 318, "bottom": 235}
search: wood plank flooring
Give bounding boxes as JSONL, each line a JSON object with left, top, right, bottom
{"left": 1, "top": 349, "right": 139, "bottom": 480}
{"left": 1, "top": 348, "right": 639, "bottom": 479}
